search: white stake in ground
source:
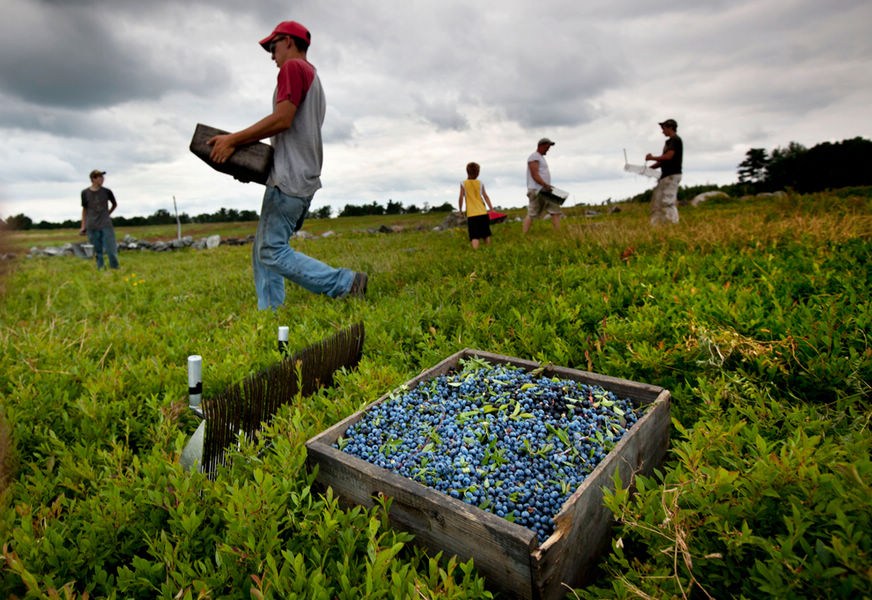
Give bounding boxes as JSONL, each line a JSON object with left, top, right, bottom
{"left": 182, "top": 354, "right": 206, "bottom": 471}
{"left": 173, "top": 196, "right": 182, "bottom": 241}
{"left": 278, "top": 326, "right": 289, "bottom": 354}
{"left": 188, "top": 355, "right": 203, "bottom": 408}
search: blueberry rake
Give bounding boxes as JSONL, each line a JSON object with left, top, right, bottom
{"left": 183, "top": 322, "right": 365, "bottom": 476}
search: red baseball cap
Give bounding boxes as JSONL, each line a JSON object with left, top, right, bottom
{"left": 259, "top": 21, "right": 311, "bottom": 51}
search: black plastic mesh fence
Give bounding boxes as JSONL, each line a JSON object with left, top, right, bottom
{"left": 201, "top": 322, "right": 364, "bottom": 476}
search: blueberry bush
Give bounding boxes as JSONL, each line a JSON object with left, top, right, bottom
{"left": 1, "top": 192, "right": 870, "bottom": 598}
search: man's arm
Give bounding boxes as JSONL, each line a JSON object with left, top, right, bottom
{"left": 208, "top": 100, "right": 297, "bottom": 163}
{"left": 458, "top": 184, "right": 465, "bottom": 212}
{"left": 645, "top": 148, "right": 675, "bottom": 168}
{"left": 108, "top": 190, "right": 117, "bottom": 215}
{"left": 528, "top": 161, "right": 552, "bottom": 191}
{"left": 80, "top": 191, "right": 87, "bottom": 233}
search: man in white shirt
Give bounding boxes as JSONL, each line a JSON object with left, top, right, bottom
{"left": 523, "top": 138, "right": 563, "bottom": 233}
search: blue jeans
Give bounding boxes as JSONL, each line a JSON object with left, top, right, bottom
{"left": 87, "top": 227, "right": 119, "bottom": 269}
{"left": 252, "top": 186, "right": 354, "bottom": 310}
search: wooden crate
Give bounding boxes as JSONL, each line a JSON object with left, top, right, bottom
{"left": 189, "top": 123, "right": 274, "bottom": 185}
{"left": 305, "top": 349, "right": 671, "bottom": 600}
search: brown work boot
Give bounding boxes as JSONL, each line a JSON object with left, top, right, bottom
{"left": 347, "top": 272, "right": 368, "bottom": 297}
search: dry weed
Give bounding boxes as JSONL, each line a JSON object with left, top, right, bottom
{"left": 0, "top": 409, "right": 15, "bottom": 496}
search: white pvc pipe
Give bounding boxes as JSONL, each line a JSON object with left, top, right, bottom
{"left": 188, "top": 355, "right": 202, "bottom": 407}
{"left": 278, "top": 326, "right": 289, "bottom": 354}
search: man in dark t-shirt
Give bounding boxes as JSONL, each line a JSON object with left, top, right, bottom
{"left": 80, "top": 169, "right": 119, "bottom": 269}
{"left": 646, "top": 119, "right": 683, "bottom": 225}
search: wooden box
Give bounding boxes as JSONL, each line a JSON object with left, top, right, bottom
{"left": 189, "top": 123, "right": 274, "bottom": 185}
{"left": 305, "top": 349, "right": 671, "bottom": 600}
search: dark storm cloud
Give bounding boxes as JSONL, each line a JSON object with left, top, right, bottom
{"left": 0, "top": 95, "right": 98, "bottom": 138}
{"left": 0, "top": 1, "right": 231, "bottom": 113}
{"left": 306, "top": 1, "right": 626, "bottom": 131}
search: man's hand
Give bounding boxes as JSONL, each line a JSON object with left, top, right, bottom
{"left": 207, "top": 101, "right": 296, "bottom": 164}
{"left": 208, "top": 134, "right": 237, "bottom": 164}
{"left": 645, "top": 153, "right": 655, "bottom": 161}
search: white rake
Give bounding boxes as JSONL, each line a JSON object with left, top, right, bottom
{"left": 623, "top": 149, "right": 659, "bottom": 178}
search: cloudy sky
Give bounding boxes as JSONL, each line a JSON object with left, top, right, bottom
{"left": 1, "top": 0, "right": 871, "bottom": 223}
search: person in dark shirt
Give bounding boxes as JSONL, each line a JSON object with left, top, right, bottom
{"left": 80, "top": 170, "right": 119, "bottom": 269}
{"left": 646, "top": 119, "right": 683, "bottom": 225}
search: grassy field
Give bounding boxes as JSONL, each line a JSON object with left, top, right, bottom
{"left": 0, "top": 192, "right": 870, "bottom": 598}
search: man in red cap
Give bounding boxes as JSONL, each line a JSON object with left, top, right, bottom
{"left": 208, "top": 21, "right": 367, "bottom": 310}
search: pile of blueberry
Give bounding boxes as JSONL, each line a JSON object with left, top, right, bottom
{"left": 336, "top": 357, "right": 640, "bottom": 543}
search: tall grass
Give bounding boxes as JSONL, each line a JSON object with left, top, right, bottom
{"left": 0, "top": 193, "right": 870, "bottom": 598}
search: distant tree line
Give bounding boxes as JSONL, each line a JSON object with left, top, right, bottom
{"left": 0, "top": 199, "right": 456, "bottom": 231}
{"left": 0, "top": 206, "right": 259, "bottom": 232}
{"left": 337, "top": 200, "right": 453, "bottom": 217}
{"left": 737, "top": 136, "right": 872, "bottom": 194}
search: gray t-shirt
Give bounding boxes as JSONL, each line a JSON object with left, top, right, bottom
{"left": 267, "top": 60, "right": 326, "bottom": 198}
{"left": 81, "top": 187, "right": 116, "bottom": 229}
